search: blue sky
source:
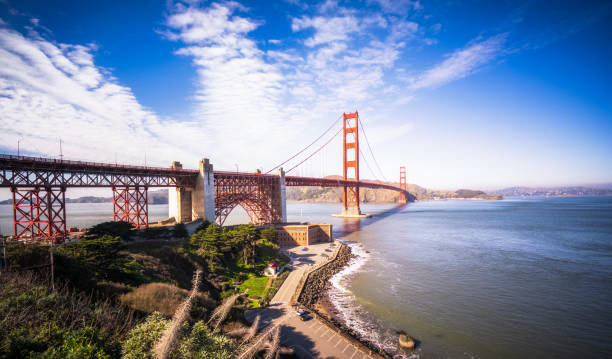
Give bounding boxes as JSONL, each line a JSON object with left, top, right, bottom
{"left": 0, "top": 0, "right": 611, "bottom": 190}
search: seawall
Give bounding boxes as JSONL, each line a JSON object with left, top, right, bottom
{"left": 296, "top": 243, "right": 393, "bottom": 359}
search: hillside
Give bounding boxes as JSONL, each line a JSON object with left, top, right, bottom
{"left": 286, "top": 177, "right": 502, "bottom": 202}
{"left": 491, "top": 186, "right": 612, "bottom": 197}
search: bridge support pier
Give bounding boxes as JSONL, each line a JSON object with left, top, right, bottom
{"left": 11, "top": 186, "right": 67, "bottom": 241}
{"left": 193, "top": 158, "right": 215, "bottom": 223}
{"left": 169, "top": 159, "right": 215, "bottom": 224}
{"left": 278, "top": 168, "right": 287, "bottom": 223}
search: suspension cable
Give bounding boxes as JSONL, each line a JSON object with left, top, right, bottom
{"left": 286, "top": 127, "right": 342, "bottom": 174}
{"left": 266, "top": 115, "right": 342, "bottom": 174}
{"left": 358, "top": 116, "right": 388, "bottom": 182}
{"left": 359, "top": 147, "right": 380, "bottom": 182}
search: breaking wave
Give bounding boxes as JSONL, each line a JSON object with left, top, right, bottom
{"left": 326, "top": 241, "right": 419, "bottom": 359}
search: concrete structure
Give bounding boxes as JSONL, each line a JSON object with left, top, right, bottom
{"left": 275, "top": 223, "right": 333, "bottom": 246}
{"left": 169, "top": 159, "right": 215, "bottom": 223}
{"left": 278, "top": 168, "right": 287, "bottom": 223}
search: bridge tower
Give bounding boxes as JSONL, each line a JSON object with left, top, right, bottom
{"left": 399, "top": 166, "right": 407, "bottom": 204}
{"left": 341, "top": 111, "right": 362, "bottom": 216}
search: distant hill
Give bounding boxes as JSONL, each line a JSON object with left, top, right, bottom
{"left": 491, "top": 186, "right": 612, "bottom": 197}
{"left": 0, "top": 185, "right": 502, "bottom": 206}
{"left": 286, "top": 176, "right": 502, "bottom": 202}
{"left": 0, "top": 189, "right": 170, "bottom": 205}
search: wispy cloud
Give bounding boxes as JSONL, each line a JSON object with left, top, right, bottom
{"left": 409, "top": 33, "right": 507, "bottom": 90}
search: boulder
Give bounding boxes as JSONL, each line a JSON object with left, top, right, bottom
{"left": 398, "top": 332, "right": 415, "bottom": 350}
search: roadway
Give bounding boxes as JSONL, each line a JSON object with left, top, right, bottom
{"left": 245, "top": 242, "right": 377, "bottom": 359}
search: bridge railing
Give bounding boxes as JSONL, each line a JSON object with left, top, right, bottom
{"left": 0, "top": 154, "right": 199, "bottom": 174}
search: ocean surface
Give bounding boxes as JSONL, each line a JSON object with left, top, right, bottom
{"left": 1, "top": 197, "right": 611, "bottom": 358}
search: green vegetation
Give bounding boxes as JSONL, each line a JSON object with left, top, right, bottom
{"left": 187, "top": 223, "right": 287, "bottom": 307}
{"left": 0, "top": 272, "right": 133, "bottom": 358}
{"left": 86, "top": 221, "right": 134, "bottom": 241}
{"left": 0, "top": 220, "right": 291, "bottom": 357}
{"left": 173, "top": 223, "right": 188, "bottom": 238}
{"left": 239, "top": 276, "right": 269, "bottom": 298}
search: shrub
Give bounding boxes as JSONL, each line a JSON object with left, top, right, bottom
{"left": 0, "top": 272, "right": 134, "bottom": 358}
{"left": 260, "top": 227, "right": 277, "bottom": 244}
{"left": 86, "top": 221, "right": 134, "bottom": 241}
{"left": 139, "top": 226, "right": 170, "bottom": 240}
{"left": 55, "top": 235, "right": 126, "bottom": 289}
{"left": 122, "top": 312, "right": 169, "bottom": 359}
{"left": 175, "top": 321, "right": 234, "bottom": 358}
{"left": 173, "top": 223, "right": 188, "bottom": 238}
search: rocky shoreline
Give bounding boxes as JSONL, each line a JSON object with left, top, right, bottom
{"left": 297, "top": 244, "right": 395, "bottom": 359}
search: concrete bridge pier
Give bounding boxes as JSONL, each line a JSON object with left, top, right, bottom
{"left": 169, "top": 158, "right": 215, "bottom": 224}
{"left": 278, "top": 168, "right": 287, "bottom": 223}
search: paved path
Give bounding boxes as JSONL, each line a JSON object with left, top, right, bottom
{"left": 245, "top": 242, "right": 376, "bottom": 359}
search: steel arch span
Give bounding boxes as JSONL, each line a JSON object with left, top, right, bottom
{"left": 214, "top": 171, "right": 284, "bottom": 226}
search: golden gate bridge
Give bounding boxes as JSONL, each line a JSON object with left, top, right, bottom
{"left": 0, "top": 111, "right": 412, "bottom": 241}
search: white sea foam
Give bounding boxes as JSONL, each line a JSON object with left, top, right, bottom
{"left": 327, "top": 241, "right": 419, "bottom": 359}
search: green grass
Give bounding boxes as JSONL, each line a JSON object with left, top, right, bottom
{"left": 238, "top": 276, "right": 269, "bottom": 299}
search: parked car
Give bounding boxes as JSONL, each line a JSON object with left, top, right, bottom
{"left": 296, "top": 308, "right": 306, "bottom": 316}
{"left": 299, "top": 314, "right": 313, "bottom": 321}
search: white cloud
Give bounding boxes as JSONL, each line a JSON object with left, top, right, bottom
{"left": 292, "top": 15, "right": 360, "bottom": 47}
{"left": 0, "top": 27, "right": 206, "bottom": 166}
{"left": 410, "top": 33, "right": 507, "bottom": 90}
{"left": 369, "top": 0, "right": 422, "bottom": 14}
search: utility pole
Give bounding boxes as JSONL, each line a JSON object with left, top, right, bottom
{"left": 235, "top": 163, "right": 239, "bottom": 173}
{"left": 49, "top": 238, "right": 55, "bottom": 291}
{"left": 17, "top": 138, "right": 21, "bottom": 157}
{"left": 59, "top": 138, "right": 63, "bottom": 161}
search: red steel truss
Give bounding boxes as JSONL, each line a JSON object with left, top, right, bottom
{"left": 399, "top": 166, "right": 407, "bottom": 203}
{"left": 112, "top": 186, "right": 149, "bottom": 228}
{"left": 12, "top": 186, "right": 66, "bottom": 241}
{"left": 214, "top": 171, "right": 283, "bottom": 226}
{"left": 0, "top": 154, "right": 197, "bottom": 188}
{"left": 342, "top": 111, "right": 361, "bottom": 215}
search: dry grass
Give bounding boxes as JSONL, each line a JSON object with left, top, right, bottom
{"left": 263, "top": 326, "right": 280, "bottom": 359}
{"left": 120, "top": 282, "right": 214, "bottom": 316}
{"left": 242, "top": 314, "right": 260, "bottom": 344}
{"left": 207, "top": 293, "right": 240, "bottom": 331}
{"left": 235, "top": 323, "right": 280, "bottom": 359}
{"left": 153, "top": 269, "right": 202, "bottom": 359}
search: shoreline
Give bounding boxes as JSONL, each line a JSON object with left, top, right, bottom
{"left": 297, "top": 243, "right": 397, "bottom": 359}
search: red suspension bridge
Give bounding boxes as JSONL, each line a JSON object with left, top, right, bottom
{"left": 0, "top": 111, "right": 414, "bottom": 241}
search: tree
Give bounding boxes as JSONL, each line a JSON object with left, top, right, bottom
{"left": 260, "top": 228, "right": 276, "bottom": 244}
{"left": 86, "top": 221, "right": 134, "bottom": 241}
{"left": 174, "top": 223, "right": 188, "bottom": 238}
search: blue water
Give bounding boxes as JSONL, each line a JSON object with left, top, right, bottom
{"left": 324, "top": 198, "right": 612, "bottom": 358}
{"left": 1, "top": 197, "right": 611, "bottom": 358}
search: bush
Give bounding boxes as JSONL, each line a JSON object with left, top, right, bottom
{"left": 120, "top": 283, "right": 215, "bottom": 317}
{"left": 0, "top": 272, "right": 134, "bottom": 358}
{"left": 173, "top": 223, "right": 188, "bottom": 238}
{"left": 86, "top": 221, "right": 134, "bottom": 241}
{"left": 122, "top": 312, "right": 169, "bottom": 359}
{"left": 138, "top": 226, "right": 170, "bottom": 240}
{"left": 260, "top": 227, "right": 277, "bottom": 244}
{"left": 175, "top": 321, "right": 234, "bottom": 358}
{"left": 55, "top": 235, "right": 126, "bottom": 289}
